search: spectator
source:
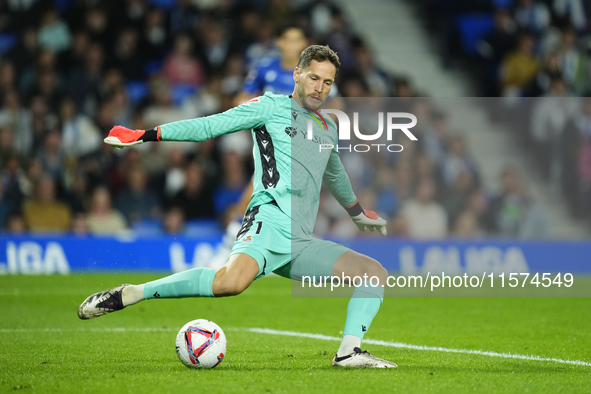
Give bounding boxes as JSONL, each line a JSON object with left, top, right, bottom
{"left": 514, "top": 0, "right": 551, "bottom": 34}
{"left": 0, "top": 126, "right": 14, "bottom": 168}
{"left": 1, "top": 154, "right": 26, "bottom": 211}
{"left": 143, "top": 78, "right": 188, "bottom": 132}
{"left": 7, "top": 28, "right": 39, "bottom": 87}
{"left": 163, "top": 34, "right": 204, "bottom": 87}
{"left": 0, "top": 61, "right": 17, "bottom": 95}
{"left": 501, "top": 31, "right": 540, "bottom": 96}
{"left": 37, "top": 130, "right": 64, "bottom": 179}
{"left": 553, "top": 0, "right": 588, "bottom": 32}
{"left": 67, "top": 43, "right": 104, "bottom": 115}
{"left": 555, "top": 26, "right": 585, "bottom": 87}
{"left": 0, "top": 178, "right": 13, "bottom": 229}
{"left": 393, "top": 77, "right": 415, "bottom": 98}
{"left": 488, "top": 169, "right": 548, "bottom": 238}
{"left": 354, "top": 44, "right": 391, "bottom": 96}
{"left": 23, "top": 175, "right": 72, "bottom": 232}
{"left": 340, "top": 74, "right": 370, "bottom": 97}
{"left": 117, "top": 166, "right": 160, "bottom": 225}
{"left": 111, "top": 86, "right": 133, "bottom": 127}
{"left": 169, "top": 0, "right": 200, "bottom": 35}
{"left": 420, "top": 111, "right": 449, "bottom": 168}
{"left": 244, "top": 20, "right": 279, "bottom": 69}
{"left": 28, "top": 95, "right": 59, "bottom": 149}
{"left": 478, "top": 8, "right": 518, "bottom": 65}
{"left": 162, "top": 206, "right": 186, "bottom": 235}
{"left": 465, "top": 189, "right": 490, "bottom": 234}
{"left": 478, "top": 8, "right": 518, "bottom": 95}
{"left": 80, "top": 7, "right": 111, "bottom": 49}
{"left": 109, "top": 28, "right": 145, "bottom": 80}
{"left": 38, "top": 8, "right": 72, "bottom": 53}
{"left": 86, "top": 186, "right": 128, "bottom": 235}
{"left": 326, "top": 9, "right": 356, "bottom": 72}
{"left": 65, "top": 31, "right": 90, "bottom": 73}
{"left": 530, "top": 78, "right": 578, "bottom": 181}
{"left": 31, "top": 69, "right": 63, "bottom": 113}
{"left": 443, "top": 172, "right": 476, "bottom": 226}
{"left": 530, "top": 51, "right": 563, "bottom": 96}
{"left": 197, "top": 18, "right": 232, "bottom": 73}
{"left": 160, "top": 148, "right": 188, "bottom": 199}
{"left": 20, "top": 158, "right": 43, "bottom": 199}
{"left": 442, "top": 135, "right": 477, "bottom": 187}
{"left": 60, "top": 98, "right": 101, "bottom": 156}
{"left": 452, "top": 211, "right": 484, "bottom": 238}
{"left": 220, "top": 55, "right": 246, "bottom": 97}
{"left": 5, "top": 213, "right": 26, "bottom": 234}
{"left": 167, "top": 161, "right": 215, "bottom": 220}
{"left": 143, "top": 9, "right": 169, "bottom": 60}
{"left": 63, "top": 172, "right": 89, "bottom": 214}
{"left": 72, "top": 213, "right": 89, "bottom": 235}
{"left": 401, "top": 178, "right": 448, "bottom": 239}
{"left": 561, "top": 97, "right": 591, "bottom": 215}
{"left": 0, "top": 90, "right": 33, "bottom": 157}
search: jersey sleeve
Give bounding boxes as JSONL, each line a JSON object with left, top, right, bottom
{"left": 159, "top": 94, "right": 275, "bottom": 142}
{"left": 322, "top": 148, "right": 357, "bottom": 208}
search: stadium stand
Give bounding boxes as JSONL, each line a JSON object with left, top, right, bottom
{"left": 416, "top": 0, "right": 591, "bottom": 229}
{"left": 0, "top": 0, "right": 576, "bottom": 239}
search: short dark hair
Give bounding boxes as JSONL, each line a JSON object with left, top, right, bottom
{"left": 297, "top": 45, "right": 340, "bottom": 76}
{"left": 277, "top": 23, "right": 308, "bottom": 40}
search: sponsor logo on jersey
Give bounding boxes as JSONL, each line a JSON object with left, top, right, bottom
{"left": 285, "top": 126, "right": 297, "bottom": 138}
{"left": 291, "top": 111, "right": 298, "bottom": 121}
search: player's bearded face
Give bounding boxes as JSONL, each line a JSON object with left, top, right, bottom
{"left": 294, "top": 60, "right": 336, "bottom": 110}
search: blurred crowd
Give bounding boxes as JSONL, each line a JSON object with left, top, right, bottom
{"left": 0, "top": 0, "right": 550, "bottom": 239}
{"left": 480, "top": 0, "right": 591, "bottom": 97}
{"left": 469, "top": 0, "right": 591, "bottom": 227}
{"left": 417, "top": 0, "right": 591, "bottom": 232}
{"left": 315, "top": 98, "right": 548, "bottom": 239}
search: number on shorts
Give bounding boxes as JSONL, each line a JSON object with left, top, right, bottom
{"left": 255, "top": 221, "right": 263, "bottom": 234}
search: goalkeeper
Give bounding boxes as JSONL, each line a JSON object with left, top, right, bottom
{"left": 78, "top": 45, "right": 396, "bottom": 369}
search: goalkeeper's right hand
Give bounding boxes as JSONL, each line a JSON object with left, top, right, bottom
{"left": 103, "top": 125, "right": 160, "bottom": 150}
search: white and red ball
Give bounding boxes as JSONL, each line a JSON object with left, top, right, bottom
{"left": 175, "top": 319, "right": 227, "bottom": 369}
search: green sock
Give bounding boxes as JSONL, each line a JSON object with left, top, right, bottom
{"left": 342, "top": 283, "right": 384, "bottom": 339}
{"left": 143, "top": 267, "right": 216, "bottom": 299}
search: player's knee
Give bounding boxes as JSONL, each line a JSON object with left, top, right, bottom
{"left": 363, "top": 259, "right": 388, "bottom": 283}
{"left": 225, "top": 279, "right": 249, "bottom": 296}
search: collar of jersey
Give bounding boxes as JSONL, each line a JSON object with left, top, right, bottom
{"left": 289, "top": 95, "right": 329, "bottom": 132}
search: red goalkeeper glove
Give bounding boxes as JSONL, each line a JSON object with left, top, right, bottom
{"left": 103, "top": 126, "right": 160, "bottom": 150}
{"left": 345, "top": 200, "right": 387, "bottom": 236}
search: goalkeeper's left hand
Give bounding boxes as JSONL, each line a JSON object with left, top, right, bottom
{"left": 345, "top": 200, "right": 387, "bottom": 236}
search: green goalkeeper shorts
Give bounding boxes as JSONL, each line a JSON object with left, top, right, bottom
{"left": 228, "top": 201, "right": 351, "bottom": 280}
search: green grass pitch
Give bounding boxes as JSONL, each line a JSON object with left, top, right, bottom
{"left": 1, "top": 274, "right": 590, "bottom": 393}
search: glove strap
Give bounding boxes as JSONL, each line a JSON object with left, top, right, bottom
{"left": 139, "top": 126, "right": 161, "bottom": 142}
{"left": 344, "top": 199, "right": 364, "bottom": 216}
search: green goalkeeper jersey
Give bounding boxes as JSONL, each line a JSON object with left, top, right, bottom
{"left": 160, "top": 92, "right": 357, "bottom": 237}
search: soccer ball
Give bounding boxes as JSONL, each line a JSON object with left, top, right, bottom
{"left": 175, "top": 319, "right": 227, "bottom": 369}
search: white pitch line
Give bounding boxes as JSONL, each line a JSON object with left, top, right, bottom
{"left": 2, "top": 326, "right": 589, "bottom": 367}
{"left": 243, "top": 328, "right": 591, "bottom": 367}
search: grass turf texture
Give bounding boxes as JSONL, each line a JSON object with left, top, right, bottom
{"left": 1, "top": 274, "right": 590, "bottom": 393}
